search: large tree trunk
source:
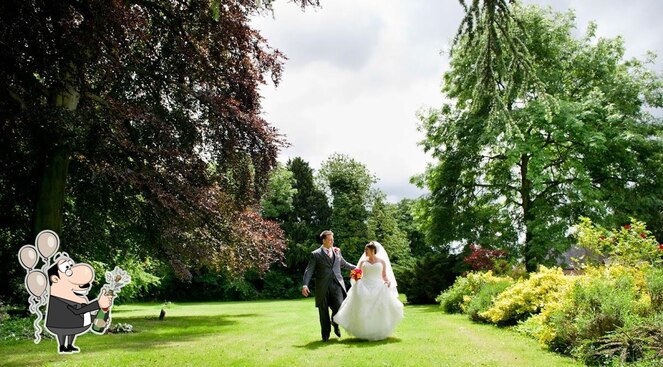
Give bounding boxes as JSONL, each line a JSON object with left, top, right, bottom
{"left": 32, "top": 81, "right": 79, "bottom": 236}
{"left": 520, "top": 154, "right": 536, "bottom": 272}
{"left": 33, "top": 147, "right": 71, "bottom": 235}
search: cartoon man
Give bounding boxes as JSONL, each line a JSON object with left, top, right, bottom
{"left": 45, "top": 255, "right": 114, "bottom": 354}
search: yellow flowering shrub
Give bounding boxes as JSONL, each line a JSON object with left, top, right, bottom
{"left": 436, "top": 271, "right": 512, "bottom": 314}
{"left": 481, "top": 266, "right": 572, "bottom": 324}
{"left": 516, "top": 264, "right": 656, "bottom": 356}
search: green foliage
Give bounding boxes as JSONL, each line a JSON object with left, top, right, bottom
{"left": 578, "top": 315, "right": 663, "bottom": 366}
{"left": 417, "top": 4, "right": 663, "bottom": 271}
{"left": 436, "top": 271, "right": 510, "bottom": 312}
{"left": 466, "top": 279, "right": 513, "bottom": 323}
{"left": 396, "top": 252, "right": 467, "bottom": 304}
{"left": 482, "top": 266, "right": 572, "bottom": 325}
{"left": 576, "top": 217, "right": 663, "bottom": 267}
{"left": 644, "top": 267, "right": 663, "bottom": 309}
{"left": 1, "top": 0, "right": 319, "bottom": 304}
{"left": 437, "top": 276, "right": 471, "bottom": 313}
{"left": 317, "top": 153, "right": 376, "bottom": 261}
{"left": 261, "top": 164, "right": 297, "bottom": 220}
{"left": 285, "top": 157, "right": 331, "bottom": 243}
{"left": 452, "top": 0, "right": 537, "bottom": 115}
{"left": 85, "top": 255, "right": 161, "bottom": 303}
{"left": 260, "top": 157, "right": 331, "bottom": 300}
{"left": 394, "top": 198, "right": 428, "bottom": 257}
{"left": 522, "top": 265, "right": 654, "bottom": 357}
{"left": 260, "top": 270, "right": 300, "bottom": 299}
{"left": 368, "top": 192, "right": 411, "bottom": 263}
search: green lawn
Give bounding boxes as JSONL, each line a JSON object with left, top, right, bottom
{"left": 0, "top": 299, "right": 581, "bottom": 367}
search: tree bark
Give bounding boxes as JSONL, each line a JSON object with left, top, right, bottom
{"left": 520, "top": 153, "right": 536, "bottom": 272}
{"left": 32, "top": 80, "right": 79, "bottom": 236}
{"left": 33, "top": 147, "right": 71, "bottom": 235}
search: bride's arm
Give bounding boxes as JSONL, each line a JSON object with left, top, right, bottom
{"left": 381, "top": 260, "right": 390, "bottom": 285}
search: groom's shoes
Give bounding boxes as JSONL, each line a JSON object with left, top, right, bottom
{"left": 334, "top": 325, "right": 341, "bottom": 338}
{"left": 322, "top": 335, "right": 329, "bottom": 342}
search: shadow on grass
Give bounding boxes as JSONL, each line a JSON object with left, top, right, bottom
{"left": 296, "top": 337, "right": 401, "bottom": 350}
{"left": 1, "top": 314, "right": 255, "bottom": 367}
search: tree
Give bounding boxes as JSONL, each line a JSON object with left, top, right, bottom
{"left": 258, "top": 157, "right": 332, "bottom": 298}
{"left": 285, "top": 157, "right": 332, "bottom": 246}
{"left": 453, "top": 0, "right": 540, "bottom": 115}
{"left": 395, "top": 199, "right": 429, "bottom": 257}
{"left": 261, "top": 164, "right": 297, "bottom": 220}
{"left": 417, "top": 5, "right": 663, "bottom": 271}
{"left": 0, "top": 0, "right": 319, "bottom": 302}
{"left": 318, "top": 154, "right": 375, "bottom": 261}
{"left": 367, "top": 192, "right": 411, "bottom": 263}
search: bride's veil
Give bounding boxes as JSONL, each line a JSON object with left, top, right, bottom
{"left": 357, "top": 241, "right": 399, "bottom": 296}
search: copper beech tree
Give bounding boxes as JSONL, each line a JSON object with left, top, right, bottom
{"left": 0, "top": 0, "right": 319, "bottom": 288}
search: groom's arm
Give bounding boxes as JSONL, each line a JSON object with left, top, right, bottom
{"left": 302, "top": 252, "right": 316, "bottom": 296}
{"left": 339, "top": 252, "right": 356, "bottom": 271}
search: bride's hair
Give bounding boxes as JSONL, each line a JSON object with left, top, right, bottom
{"left": 365, "top": 242, "right": 378, "bottom": 254}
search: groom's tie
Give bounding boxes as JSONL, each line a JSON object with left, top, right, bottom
{"left": 325, "top": 248, "right": 332, "bottom": 258}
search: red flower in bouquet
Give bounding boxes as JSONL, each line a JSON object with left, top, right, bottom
{"left": 659, "top": 244, "right": 663, "bottom": 251}
{"left": 350, "top": 268, "right": 363, "bottom": 281}
{"left": 640, "top": 233, "right": 647, "bottom": 239}
{"left": 624, "top": 225, "right": 632, "bottom": 230}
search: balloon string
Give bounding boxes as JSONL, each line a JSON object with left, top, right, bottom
{"left": 29, "top": 295, "right": 44, "bottom": 344}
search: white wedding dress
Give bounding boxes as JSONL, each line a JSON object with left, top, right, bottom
{"left": 333, "top": 248, "right": 404, "bottom": 341}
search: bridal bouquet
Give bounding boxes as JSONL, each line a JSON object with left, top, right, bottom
{"left": 350, "top": 268, "right": 363, "bottom": 281}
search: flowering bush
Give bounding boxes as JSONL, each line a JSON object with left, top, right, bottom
{"left": 464, "top": 244, "right": 508, "bottom": 272}
{"left": 481, "top": 266, "right": 572, "bottom": 325}
{"left": 517, "top": 265, "right": 654, "bottom": 358}
{"left": 575, "top": 217, "right": 663, "bottom": 267}
{"left": 466, "top": 279, "right": 513, "bottom": 323}
{"left": 436, "top": 271, "right": 511, "bottom": 313}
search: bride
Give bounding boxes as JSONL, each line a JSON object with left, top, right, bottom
{"left": 333, "top": 241, "right": 404, "bottom": 341}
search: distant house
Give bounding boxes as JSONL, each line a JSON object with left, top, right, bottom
{"left": 557, "top": 245, "right": 605, "bottom": 275}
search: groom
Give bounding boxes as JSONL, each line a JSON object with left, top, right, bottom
{"left": 302, "top": 230, "right": 356, "bottom": 341}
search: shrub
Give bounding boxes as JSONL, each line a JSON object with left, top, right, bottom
{"left": 644, "top": 267, "right": 663, "bottom": 309}
{"left": 464, "top": 244, "right": 508, "bottom": 272}
{"left": 397, "top": 252, "right": 467, "bottom": 304}
{"left": 466, "top": 279, "right": 513, "bottom": 323}
{"left": 86, "top": 256, "right": 161, "bottom": 303}
{"left": 578, "top": 313, "right": 663, "bottom": 366}
{"left": 260, "top": 270, "right": 299, "bottom": 299}
{"left": 436, "top": 271, "right": 511, "bottom": 313}
{"left": 437, "top": 276, "right": 471, "bottom": 313}
{"left": 481, "top": 266, "right": 572, "bottom": 325}
{"left": 520, "top": 265, "right": 653, "bottom": 356}
{"left": 575, "top": 217, "right": 663, "bottom": 267}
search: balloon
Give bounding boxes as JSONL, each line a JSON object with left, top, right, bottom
{"left": 35, "top": 230, "right": 59, "bottom": 259}
{"left": 18, "top": 245, "right": 39, "bottom": 270}
{"left": 26, "top": 271, "right": 47, "bottom": 297}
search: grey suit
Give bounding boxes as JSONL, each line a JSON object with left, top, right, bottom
{"left": 303, "top": 246, "right": 355, "bottom": 339}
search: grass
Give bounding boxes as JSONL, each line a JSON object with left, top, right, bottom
{"left": 0, "top": 298, "right": 581, "bottom": 367}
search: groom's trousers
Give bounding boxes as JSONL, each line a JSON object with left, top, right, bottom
{"left": 318, "top": 279, "right": 344, "bottom": 339}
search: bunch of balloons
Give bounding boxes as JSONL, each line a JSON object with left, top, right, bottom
{"left": 17, "top": 230, "right": 61, "bottom": 343}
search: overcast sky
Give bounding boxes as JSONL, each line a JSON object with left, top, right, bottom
{"left": 252, "top": 0, "right": 663, "bottom": 203}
